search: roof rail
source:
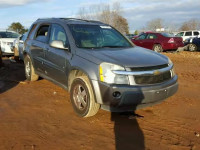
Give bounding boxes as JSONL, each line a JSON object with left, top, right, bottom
{"left": 36, "top": 18, "right": 55, "bottom": 21}
{"left": 60, "top": 18, "right": 103, "bottom": 24}
{"left": 36, "top": 18, "right": 104, "bottom": 24}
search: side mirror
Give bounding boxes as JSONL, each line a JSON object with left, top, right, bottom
{"left": 50, "top": 40, "right": 68, "bottom": 50}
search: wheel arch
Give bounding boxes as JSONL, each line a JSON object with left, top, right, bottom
{"left": 67, "top": 67, "right": 99, "bottom": 103}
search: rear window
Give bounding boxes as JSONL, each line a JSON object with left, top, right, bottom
{"left": 161, "top": 33, "right": 174, "bottom": 37}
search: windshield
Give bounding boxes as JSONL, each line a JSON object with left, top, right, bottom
{"left": 0, "top": 32, "right": 20, "bottom": 38}
{"left": 176, "top": 32, "right": 184, "bottom": 37}
{"left": 69, "top": 24, "right": 132, "bottom": 49}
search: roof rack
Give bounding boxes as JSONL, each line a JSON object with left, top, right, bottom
{"left": 36, "top": 18, "right": 104, "bottom": 24}
{"left": 60, "top": 18, "right": 103, "bottom": 24}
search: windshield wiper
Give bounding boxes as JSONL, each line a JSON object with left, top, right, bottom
{"left": 100, "top": 46, "right": 127, "bottom": 48}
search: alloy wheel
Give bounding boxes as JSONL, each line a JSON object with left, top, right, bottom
{"left": 73, "top": 84, "right": 88, "bottom": 110}
{"left": 25, "top": 61, "right": 31, "bottom": 77}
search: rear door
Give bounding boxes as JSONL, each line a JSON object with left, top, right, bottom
{"left": 44, "top": 24, "right": 72, "bottom": 85}
{"left": 29, "top": 24, "right": 50, "bottom": 73}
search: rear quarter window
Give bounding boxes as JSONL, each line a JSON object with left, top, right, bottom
{"left": 194, "top": 32, "right": 199, "bottom": 36}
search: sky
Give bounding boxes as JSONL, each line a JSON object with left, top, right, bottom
{"left": 0, "top": 0, "right": 199, "bottom": 33}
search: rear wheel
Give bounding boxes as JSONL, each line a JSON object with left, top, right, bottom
{"left": 24, "top": 55, "right": 39, "bottom": 81}
{"left": 153, "top": 44, "right": 163, "bottom": 52}
{"left": 188, "top": 44, "right": 197, "bottom": 52}
{"left": 70, "top": 76, "right": 100, "bottom": 117}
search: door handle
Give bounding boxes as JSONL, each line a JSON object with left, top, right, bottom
{"left": 32, "top": 43, "right": 37, "bottom": 47}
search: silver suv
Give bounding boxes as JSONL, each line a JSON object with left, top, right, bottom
{"left": 23, "top": 18, "right": 178, "bottom": 117}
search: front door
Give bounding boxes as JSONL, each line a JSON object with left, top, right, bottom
{"left": 44, "top": 24, "right": 72, "bottom": 85}
{"left": 132, "top": 33, "right": 147, "bottom": 48}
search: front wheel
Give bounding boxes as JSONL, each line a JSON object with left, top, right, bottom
{"left": 70, "top": 76, "right": 100, "bottom": 117}
{"left": 153, "top": 44, "right": 163, "bottom": 52}
{"left": 24, "top": 55, "right": 39, "bottom": 81}
{"left": 188, "top": 44, "right": 197, "bottom": 52}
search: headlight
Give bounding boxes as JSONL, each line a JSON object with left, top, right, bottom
{"left": 99, "top": 62, "right": 129, "bottom": 84}
{"left": 168, "top": 58, "right": 173, "bottom": 65}
{"left": 168, "top": 58, "right": 175, "bottom": 77}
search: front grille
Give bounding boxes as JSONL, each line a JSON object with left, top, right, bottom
{"left": 134, "top": 71, "right": 171, "bottom": 84}
{"left": 131, "top": 64, "right": 168, "bottom": 71}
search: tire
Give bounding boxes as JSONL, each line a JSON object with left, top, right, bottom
{"left": 188, "top": 44, "right": 197, "bottom": 52}
{"left": 24, "top": 55, "right": 39, "bottom": 81}
{"left": 70, "top": 76, "right": 100, "bottom": 117}
{"left": 153, "top": 44, "right": 163, "bottom": 52}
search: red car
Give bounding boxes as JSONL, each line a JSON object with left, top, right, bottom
{"left": 131, "top": 32, "right": 184, "bottom": 52}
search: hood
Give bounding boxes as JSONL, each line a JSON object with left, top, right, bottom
{"left": 77, "top": 46, "right": 168, "bottom": 68}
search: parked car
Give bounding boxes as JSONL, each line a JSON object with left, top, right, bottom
{"left": 131, "top": 32, "right": 184, "bottom": 52}
{"left": 184, "top": 36, "right": 200, "bottom": 51}
{"left": 176, "top": 31, "right": 200, "bottom": 42}
{"left": 23, "top": 18, "right": 178, "bottom": 117}
{"left": 13, "top": 33, "right": 27, "bottom": 60}
{"left": 0, "top": 31, "right": 20, "bottom": 55}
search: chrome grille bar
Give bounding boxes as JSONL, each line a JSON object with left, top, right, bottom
{"left": 112, "top": 64, "right": 173, "bottom": 76}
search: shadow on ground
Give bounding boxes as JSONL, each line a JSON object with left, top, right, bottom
{"left": 110, "top": 89, "right": 145, "bottom": 150}
{"left": 0, "top": 58, "right": 25, "bottom": 94}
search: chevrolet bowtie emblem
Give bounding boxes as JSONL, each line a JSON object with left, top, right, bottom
{"left": 154, "top": 70, "right": 161, "bottom": 75}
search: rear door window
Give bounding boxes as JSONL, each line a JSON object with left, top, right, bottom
{"left": 35, "top": 25, "right": 50, "bottom": 43}
{"left": 147, "top": 34, "right": 157, "bottom": 39}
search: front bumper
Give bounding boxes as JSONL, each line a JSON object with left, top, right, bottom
{"left": 92, "top": 75, "right": 178, "bottom": 112}
{"left": 1, "top": 46, "right": 14, "bottom": 55}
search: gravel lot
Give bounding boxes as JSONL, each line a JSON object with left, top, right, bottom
{"left": 0, "top": 51, "right": 200, "bottom": 150}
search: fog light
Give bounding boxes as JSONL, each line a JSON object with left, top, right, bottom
{"left": 113, "top": 91, "right": 121, "bottom": 98}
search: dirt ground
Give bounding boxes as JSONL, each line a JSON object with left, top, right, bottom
{"left": 0, "top": 51, "right": 200, "bottom": 150}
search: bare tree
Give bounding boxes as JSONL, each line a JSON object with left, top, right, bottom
{"left": 146, "top": 18, "right": 164, "bottom": 31}
{"left": 179, "top": 19, "right": 200, "bottom": 31}
{"left": 77, "top": 2, "right": 129, "bottom": 34}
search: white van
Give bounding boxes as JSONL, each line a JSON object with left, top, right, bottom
{"left": 0, "top": 31, "right": 20, "bottom": 55}
{"left": 176, "top": 31, "right": 200, "bottom": 42}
